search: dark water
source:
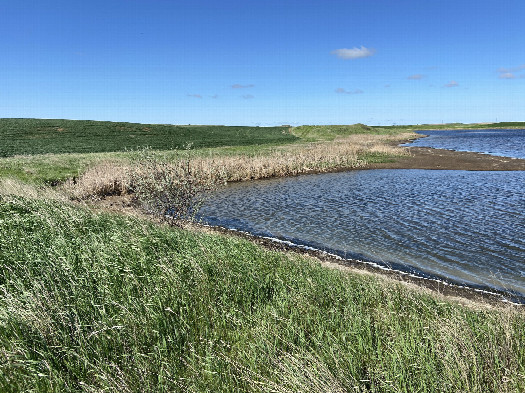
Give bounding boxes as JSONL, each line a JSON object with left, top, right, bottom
{"left": 200, "top": 170, "right": 525, "bottom": 301}
{"left": 405, "top": 129, "right": 525, "bottom": 159}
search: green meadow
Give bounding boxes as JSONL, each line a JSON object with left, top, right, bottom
{"left": 1, "top": 119, "right": 524, "bottom": 392}
{"left": 1, "top": 195, "right": 524, "bottom": 392}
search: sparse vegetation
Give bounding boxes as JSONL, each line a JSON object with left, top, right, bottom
{"left": 129, "top": 148, "right": 222, "bottom": 225}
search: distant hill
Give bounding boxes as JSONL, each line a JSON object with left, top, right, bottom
{"left": 0, "top": 119, "right": 298, "bottom": 157}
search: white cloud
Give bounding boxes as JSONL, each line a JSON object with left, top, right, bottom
{"left": 335, "top": 88, "right": 364, "bottom": 94}
{"left": 331, "top": 46, "right": 375, "bottom": 60}
{"left": 443, "top": 81, "right": 459, "bottom": 88}
{"left": 242, "top": 94, "right": 254, "bottom": 99}
{"left": 187, "top": 94, "right": 202, "bottom": 98}
{"left": 232, "top": 84, "right": 255, "bottom": 89}
{"left": 408, "top": 74, "right": 424, "bottom": 80}
{"left": 499, "top": 73, "right": 516, "bottom": 79}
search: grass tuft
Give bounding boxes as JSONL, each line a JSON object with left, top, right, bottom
{"left": 0, "top": 195, "right": 524, "bottom": 392}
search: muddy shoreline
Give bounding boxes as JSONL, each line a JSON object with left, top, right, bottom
{"left": 373, "top": 145, "right": 525, "bottom": 171}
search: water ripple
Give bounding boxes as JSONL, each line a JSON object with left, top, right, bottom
{"left": 200, "top": 170, "right": 525, "bottom": 299}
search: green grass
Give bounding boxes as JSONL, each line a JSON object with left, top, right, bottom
{"left": 1, "top": 195, "right": 524, "bottom": 392}
{"left": 0, "top": 119, "right": 297, "bottom": 158}
{"left": 292, "top": 123, "right": 404, "bottom": 141}
{"left": 0, "top": 120, "right": 414, "bottom": 185}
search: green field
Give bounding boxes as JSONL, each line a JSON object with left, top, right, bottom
{"left": 1, "top": 194, "right": 524, "bottom": 392}
{"left": 0, "top": 119, "right": 297, "bottom": 158}
{"left": 0, "top": 119, "right": 410, "bottom": 185}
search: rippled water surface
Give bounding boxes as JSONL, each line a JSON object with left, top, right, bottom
{"left": 405, "top": 129, "right": 525, "bottom": 159}
{"left": 200, "top": 170, "right": 525, "bottom": 299}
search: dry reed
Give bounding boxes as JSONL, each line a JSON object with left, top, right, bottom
{"left": 66, "top": 134, "right": 411, "bottom": 200}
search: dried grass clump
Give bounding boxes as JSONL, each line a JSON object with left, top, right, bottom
{"left": 63, "top": 162, "right": 132, "bottom": 200}
{"left": 65, "top": 134, "right": 410, "bottom": 201}
{"left": 0, "top": 178, "right": 68, "bottom": 202}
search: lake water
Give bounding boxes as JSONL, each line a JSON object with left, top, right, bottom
{"left": 200, "top": 130, "right": 525, "bottom": 302}
{"left": 405, "top": 129, "right": 525, "bottom": 159}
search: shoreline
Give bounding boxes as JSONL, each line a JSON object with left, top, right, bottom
{"left": 371, "top": 145, "right": 525, "bottom": 171}
{"left": 194, "top": 145, "right": 525, "bottom": 307}
{"left": 95, "top": 145, "right": 525, "bottom": 308}
{"left": 190, "top": 222, "right": 523, "bottom": 308}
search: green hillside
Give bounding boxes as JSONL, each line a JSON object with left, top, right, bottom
{"left": 0, "top": 119, "right": 297, "bottom": 157}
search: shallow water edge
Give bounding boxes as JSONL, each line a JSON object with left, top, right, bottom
{"left": 194, "top": 221, "right": 524, "bottom": 306}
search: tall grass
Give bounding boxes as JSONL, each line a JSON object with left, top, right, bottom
{"left": 65, "top": 133, "right": 412, "bottom": 200}
{"left": 1, "top": 194, "right": 524, "bottom": 392}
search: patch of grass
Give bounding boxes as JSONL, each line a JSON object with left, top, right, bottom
{"left": 357, "top": 151, "right": 401, "bottom": 164}
{"left": 473, "top": 122, "right": 525, "bottom": 128}
{"left": 1, "top": 131, "right": 415, "bottom": 187}
{"left": 0, "top": 119, "right": 297, "bottom": 158}
{"left": 292, "top": 123, "right": 400, "bottom": 141}
{"left": 1, "top": 195, "right": 524, "bottom": 392}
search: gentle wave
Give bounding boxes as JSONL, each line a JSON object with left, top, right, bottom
{"left": 200, "top": 170, "right": 525, "bottom": 301}
{"left": 404, "top": 129, "right": 525, "bottom": 159}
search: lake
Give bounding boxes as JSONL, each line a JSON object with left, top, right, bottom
{"left": 404, "top": 129, "right": 525, "bottom": 159}
{"left": 200, "top": 130, "right": 525, "bottom": 302}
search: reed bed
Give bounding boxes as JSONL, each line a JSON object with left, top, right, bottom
{"left": 66, "top": 133, "right": 412, "bottom": 200}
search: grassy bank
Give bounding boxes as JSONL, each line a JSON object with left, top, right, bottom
{"left": 0, "top": 120, "right": 414, "bottom": 187}
{"left": 2, "top": 119, "right": 524, "bottom": 391}
{"left": 1, "top": 193, "right": 524, "bottom": 392}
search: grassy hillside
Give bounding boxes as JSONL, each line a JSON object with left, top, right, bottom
{"left": 0, "top": 120, "right": 414, "bottom": 185}
{"left": 1, "top": 194, "right": 524, "bottom": 392}
{"left": 0, "top": 119, "right": 297, "bottom": 158}
{"left": 291, "top": 123, "right": 399, "bottom": 141}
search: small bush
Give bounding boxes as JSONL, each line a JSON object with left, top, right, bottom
{"left": 129, "top": 147, "right": 221, "bottom": 226}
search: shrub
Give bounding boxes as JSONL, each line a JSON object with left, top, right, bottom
{"left": 129, "top": 147, "right": 221, "bottom": 226}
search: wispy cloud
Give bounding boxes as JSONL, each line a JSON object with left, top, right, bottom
{"left": 443, "top": 81, "right": 459, "bottom": 88}
{"left": 498, "top": 64, "right": 525, "bottom": 73}
{"left": 187, "top": 94, "right": 202, "bottom": 98}
{"left": 242, "top": 94, "right": 254, "bottom": 99}
{"left": 331, "top": 46, "right": 375, "bottom": 60}
{"left": 232, "top": 84, "right": 255, "bottom": 89}
{"left": 211, "top": 95, "right": 219, "bottom": 99}
{"left": 407, "top": 74, "right": 424, "bottom": 80}
{"left": 335, "top": 88, "right": 364, "bottom": 94}
{"left": 498, "top": 64, "right": 525, "bottom": 79}
{"left": 499, "top": 73, "right": 516, "bottom": 79}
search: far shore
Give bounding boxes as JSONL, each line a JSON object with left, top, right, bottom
{"left": 371, "top": 145, "right": 525, "bottom": 171}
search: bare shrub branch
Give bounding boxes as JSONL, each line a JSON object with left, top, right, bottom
{"left": 129, "top": 147, "right": 221, "bottom": 226}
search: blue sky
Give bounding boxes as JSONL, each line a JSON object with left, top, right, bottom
{"left": 1, "top": 0, "right": 524, "bottom": 126}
